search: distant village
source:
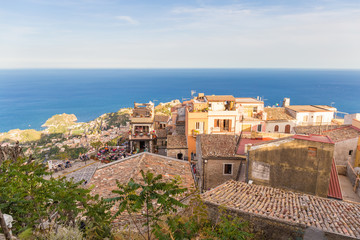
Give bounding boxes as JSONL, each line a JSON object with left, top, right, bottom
{"left": 2, "top": 93, "right": 360, "bottom": 239}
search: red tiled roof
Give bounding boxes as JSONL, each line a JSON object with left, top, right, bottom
{"left": 328, "top": 158, "right": 343, "bottom": 200}
{"left": 202, "top": 180, "right": 360, "bottom": 239}
{"left": 293, "top": 134, "right": 334, "bottom": 144}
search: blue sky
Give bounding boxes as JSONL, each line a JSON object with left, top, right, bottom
{"left": 0, "top": 0, "right": 359, "bottom": 68}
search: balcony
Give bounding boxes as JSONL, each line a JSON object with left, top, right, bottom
{"left": 129, "top": 132, "right": 154, "bottom": 140}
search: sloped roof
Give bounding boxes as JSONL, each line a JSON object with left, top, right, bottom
{"left": 205, "top": 95, "right": 235, "bottom": 102}
{"left": 286, "top": 105, "right": 334, "bottom": 112}
{"left": 264, "top": 107, "right": 295, "bottom": 121}
{"left": 293, "top": 134, "right": 334, "bottom": 144}
{"left": 202, "top": 180, "right": 360, "bottom": 239}
{"left": 328, "top": 159, "right": 342, "bottom": 200}
{"left": 89, "top": 153, "right": 195, "bottom": 200}
{"left": 198, "top": 134, "right": 239, "bottom": 158}
{"left": 167, "top": 135, "right": 187, "bottom": 149}
{"left": 250, "top": 134, "right": 333, "bottom": 147}
{"left": 322, "top": 126, "right": 360, "bottom": 142}
{"left": 293, "top": 125, "right": 346, "bottom": 135}
{"left": 235, "top": 97, "right": 263, "bottom": 103}
{"left": 130, "top": 117, "right": 154, "bottom": 123}
{"left": 294, "top": 125, "right": 360, "bottom": 142}
{"left": 154, "top": 114, "right": 169, "bottom": 122}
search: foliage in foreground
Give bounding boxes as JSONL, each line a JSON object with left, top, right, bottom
{"left": 107, "top": 170, "right": 188, "bottom": 240}
{"left": 107, "top": 170, "right": 253, "bottom": 240}
{"left": 0, "top": 157, "right": 113, "bottom": 239}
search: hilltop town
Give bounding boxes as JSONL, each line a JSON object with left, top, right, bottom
{"left": 1, "top": 93, "right": 360, "bottom": 239}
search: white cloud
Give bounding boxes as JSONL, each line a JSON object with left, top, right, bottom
{"left": 115, "top": 15, "right": 138, "bottom": 25}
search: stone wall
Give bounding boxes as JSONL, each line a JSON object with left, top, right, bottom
{"left": 248, "top": 138, "right": 334, "bottom": 197}
{"left": 167, "top": 149, "right": 188, "bottom": 160}
{"left": 334, "top": 138, "right": 358, "bottom": 166}
{"left": 205, "top": 201, "right": 358, "bottom": 240}
{"left": 202, "top": 158, "right": 244, "bottom": 191}
{"left": 346, "top": 161, "right": 360, "bottom": 198}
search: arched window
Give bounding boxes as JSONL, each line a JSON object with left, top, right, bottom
{"left": 274, "top": 125, "right": 279, "bottom": 132}
{"left": 177, "top": 153, "right": 183, "bottom": 160}
{"left": 285, "top": 124, "right": 291, "bottom": 133}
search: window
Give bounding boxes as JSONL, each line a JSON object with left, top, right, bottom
{"left": 257, "top": 124, "right": 262, "bottom": 132}
{"left": 274, "top": 125, "right": 279, "bottom": 132}
{"left": 196, "top": 122, "right": 204, "bottom": 133}
{"left": 308, "top": 147, "right": 317, "bottom": 157}
{"left": 303, "top": 115, "right": 309, "bottom": 122}
{"left": 214, "top": 119, "right": 220, "bottom": 127}
{"left": 349, "top": 150, "right": 353, "bottom": 155}
{"left": 253, "top": 107, "right": 258, "bottom": 113}
{"left": 224, "top": 164, "right": 233, "bottom": 175}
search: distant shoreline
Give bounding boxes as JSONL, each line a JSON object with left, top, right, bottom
{"left": 1, "top": 69, "right": 359, "bottom": 132}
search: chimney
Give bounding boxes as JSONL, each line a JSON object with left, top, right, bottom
{"left": 282, "top": 98, "right": 290, "bottom": 107}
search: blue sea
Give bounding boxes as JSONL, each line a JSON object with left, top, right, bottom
{"left": 0, "top": 69, "right": 359, "bottom": 133}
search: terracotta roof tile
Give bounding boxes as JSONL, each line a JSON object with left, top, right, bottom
{"left": 167, "top": 135, "right": 187, "bottom": 149}
{"left": 294, "top": 125, "right": 360, "bottom": 142}
{"left": 89, "top": 152, "right": 194, "bottom": 199}
{"left": 264, "top": 107, "right": 295, "bottom": 121}
{"left": 202, "top": 180, "right": 360, "bottom": 239}
{"left": 154, "top": 114, "right": 169, "bottom": 122}
{"left": 199, "top": 134, "right": 239, "bottom": 158}
{"left": 88, "top": 153, "right": 195, "bottom": 226}
{"left": 323, "top": 126, "right": 360, "bottom": 142}
{"left": 293, "top": 125, "right": 345, "bottom": 135}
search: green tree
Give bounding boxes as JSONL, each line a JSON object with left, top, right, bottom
{"left": 0, "top": 158, "right": 113, "bottom": 239}
{"left": 106, "top": 170, "right": 188, "bottom": 240}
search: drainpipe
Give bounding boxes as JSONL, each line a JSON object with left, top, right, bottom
{"left": 202, "top": 158, "right": 206, "bottom": 193}
{"left": 245, "top": 150, "right": 250, "bottom": 183}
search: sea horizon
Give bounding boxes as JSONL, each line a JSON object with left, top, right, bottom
{"left": 1, "top": 68, "right": 360, "bottom": 133}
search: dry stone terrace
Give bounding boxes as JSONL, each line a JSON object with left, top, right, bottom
{"left": 202, "top": 180, "right": 360, "bottom": 239}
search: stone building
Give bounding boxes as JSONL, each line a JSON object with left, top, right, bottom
{"left": 247, "top": 135, "right": 336, "bottom": 198}
{"left": 195, "top": 134, "right": 243, "bottom": 192}
{"left": 166, "top": 135, "right": 188, "bottom": 160}
{"left": 294, "top": 124, "right": 360, "bottom": 166}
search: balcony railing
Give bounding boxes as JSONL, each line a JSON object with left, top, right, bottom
{"left": 129, "top": 132, "right": 154, "bottom": 140}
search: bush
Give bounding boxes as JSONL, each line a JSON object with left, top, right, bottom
{"left": 48, "top": 226, "right": 84, "bottom": 240}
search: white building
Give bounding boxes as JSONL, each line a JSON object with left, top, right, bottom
{"left": 285, "top": 105, "right": 336, "bottom": 126}
{"left": 264, "top": 107, "right": 296, "bottom": 133}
